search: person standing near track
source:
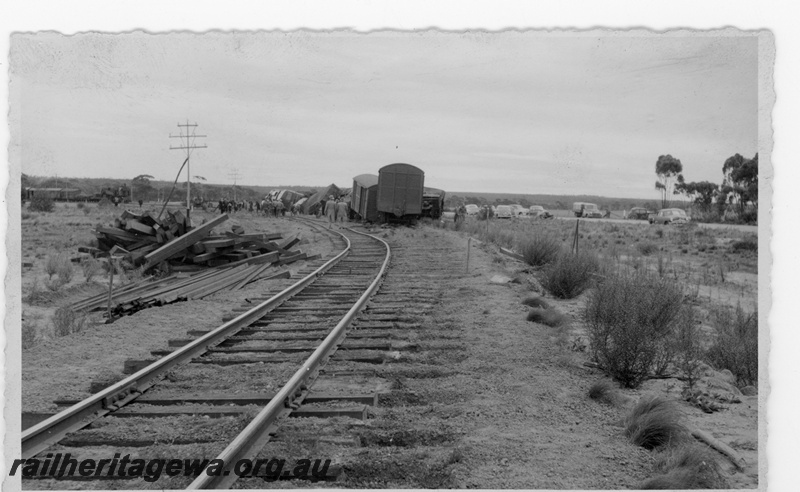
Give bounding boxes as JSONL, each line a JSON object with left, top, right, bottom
{"left": 336, "top": 199, "right": 349, "bottom": 224}
{"left": 324, "top": 195, "right": 336, "bottom": 227}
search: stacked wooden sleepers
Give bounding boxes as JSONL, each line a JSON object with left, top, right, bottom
{"left": 77, "top": 210, "right": 316, "bottom": 320}
{"left": 92, "top": 211, "right": 304, "bottom": 271}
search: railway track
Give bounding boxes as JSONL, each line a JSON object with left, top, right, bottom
{"left": 21, "top": 221, "right": 469, "bottom": 489}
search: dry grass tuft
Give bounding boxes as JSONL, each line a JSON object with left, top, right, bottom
{"left": 641, "top": 444, "right": 729, "bottom": 489}
{"left": 625, "top": 395, "right": 688, "bottom": 450}
{"left": 526, "top": 307, "right": 569, "bottom": 328}
{"left": 588, "top": 379, "right": 622, "bottom": 405}
{"left": 637, "top": 241, "right": 659, "bottom": 256}
{"left": 521, "top": 296, "right": 550, "bottom": 309}
{"left": 518, "top": 235, "right": 562, "bottom": 267}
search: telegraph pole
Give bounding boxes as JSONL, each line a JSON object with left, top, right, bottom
{"left": 228, "top": 168, "right": 242, "bottom": 202}
{"left": 169, "top": 120, "right": 207, "bottom": 219}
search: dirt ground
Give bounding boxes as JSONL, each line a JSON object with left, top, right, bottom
{"left": 17, "top": 205, "right": 759, "bottom": 489}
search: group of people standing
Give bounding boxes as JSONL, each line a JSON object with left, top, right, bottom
{"left": 318, "top": 195, "right": 350, "bottom": 226}
{"left": 215, "top": 198, "right": 260, "bottom": 214}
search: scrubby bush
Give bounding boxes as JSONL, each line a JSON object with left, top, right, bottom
{"left": 585, "top": 271, "right": 689, "bottom": 388}
{"left": 45, "top": 254, "right": 61, "bottom": 279}
{"left": 82, "top": 258, "right": 102, "bottom": 283}
{"left": 97, "top": 196, "right": 112, "bottom": 208}
{"left": 28, "top": 194, "right": 55, "bottom": 212}
{"left": 705, "top": 305, "right": 758, "bottom": 387}
{"left": 625, "top": 395, "right": 688, "bottom": 450}
{"left": 57, "top": 256, "right": 75, "bottom": 284}
{"left": 526, "top": 307, "right": 569, "bottom": 327}
{"left": 51, "top": 307, "right": 88, "bottom": 337}
{"left": 518, "top": 235, "right": 561, "bottom": 267}
{"left": 540, "top": 251, "right": 599, "bottom": 299}
{"left": 731, "top": 237, "right": 757, "bottom": 253}
{"left": 637, "top": 241, "right": 658, "bottom": 256}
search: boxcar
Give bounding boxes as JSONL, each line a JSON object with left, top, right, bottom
{"left": 351, "top": 174, "right": 380, "bottom": 222}
{"left": 377, "top": 163, "right": 425, "bottom": 221}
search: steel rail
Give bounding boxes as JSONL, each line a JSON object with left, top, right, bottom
{"left": 21, "top": 223, "right": 351, "bottom": 459}
{"left": 188, "top": 227, "right": 391, "bottom": 489}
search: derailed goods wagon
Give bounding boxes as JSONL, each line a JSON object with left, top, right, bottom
{"left": 377, "top": 163, "right": 425, "bottom": 222}
{"left": 351, "top": 174, "right": 380, "bottom": 222}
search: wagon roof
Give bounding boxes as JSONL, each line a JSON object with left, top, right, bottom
{"left": 379, "top": 163, "right": 424, "bottom": 175}
{"left": 353, "top": 174, "right": 379, "bottom": 188}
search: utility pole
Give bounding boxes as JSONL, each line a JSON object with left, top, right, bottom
{"left": 169, "top": 119, "right": 207, "bottom": 219}
{"left": 228, "top": 168, "right": 242, "bottom": 202}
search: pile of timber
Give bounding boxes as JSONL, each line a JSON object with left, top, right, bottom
{"left": 87, "top": 210, "right": 303, "bottom": 271}
{"left": 73, "top": 209, "right": 317, "bottom": 320}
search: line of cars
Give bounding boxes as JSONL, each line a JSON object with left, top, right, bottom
{"left": 464, "top": 203, "right": 553, "bottom": 219}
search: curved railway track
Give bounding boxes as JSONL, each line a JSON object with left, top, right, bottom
{"left": 21, "top": 220, "right": 468, "bottom": 489}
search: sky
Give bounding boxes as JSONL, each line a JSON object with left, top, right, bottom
{"left": 10, "top": 31, "right": 758, "bottom": 199}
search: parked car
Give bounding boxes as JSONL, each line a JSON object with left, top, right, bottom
{"left": 573, "top": 202, "right": 603, "bottom": 218}
{"left": 528, "top": 205, "right": 554, "bottom": 219}
{"left": 465, "top": 204, "right": 480, "bottom": 216}
{"left": 509, "top": 204, "right": 528, "bottom": 217}
{"left": 495, "top": 205, "right": 513, "bottom": 219}
{"left": 627, "top": 207, "right": 653, "bottom": 220}
{"left": 650, "top": 208, "right": 691, "bottom": 225}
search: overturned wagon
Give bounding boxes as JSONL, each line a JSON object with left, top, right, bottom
{"left": 351, "top": 174, "right": 379, "bottom": 222}
{"left": 377, "top": 163, "right": 425, "bottom": 222}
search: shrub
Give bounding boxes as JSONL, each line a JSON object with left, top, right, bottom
{"left": 637, "top": 241, "right": 658, "bottom": 256}
{"left": 526, "top": 307, "right": 568, "bottom": 328}
{"left": 641, "top": 444, "right": 729, "bottom": 489}
{"left": 731, "top": 237, "right": 757, "bottom": 253}
{"left": 51, "top": 307, "right": 88, "bottom": 337}
{"left": 76, "top": 202, "right": 85, "bottom": 209}
{"left": 521, "top": 296, "right": 549, "bottom": 309}
{"left": 57, "top": 256, "right": 75, "bottom": 284}
{"left": 82, "top": 258, "right": 102, "bottom": 283}
{"left": 625, "top": 395, "right": 688, "bottom": 450}
{"left": 97, "top": 196, "right": 112, "bottom": 208}
{"left": 82, "top": 205, "right": 92, "bottom": 215}
{"left": 45, "top": 254, "right": 61, "bottom": 279}
{"left": 539, "top": 251, "right": 599, "bottom": 299}
{"left": 28, "top": 194, "right": 55, "bottom": 212}
{"left": 585, "top": 271, "right": 687, "bottom": 388}
{"left": 518, "top": 235, "right": 561, "bottom": 267}
{"left": 705, "top": 305, "right": 758, "bottom": 387}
